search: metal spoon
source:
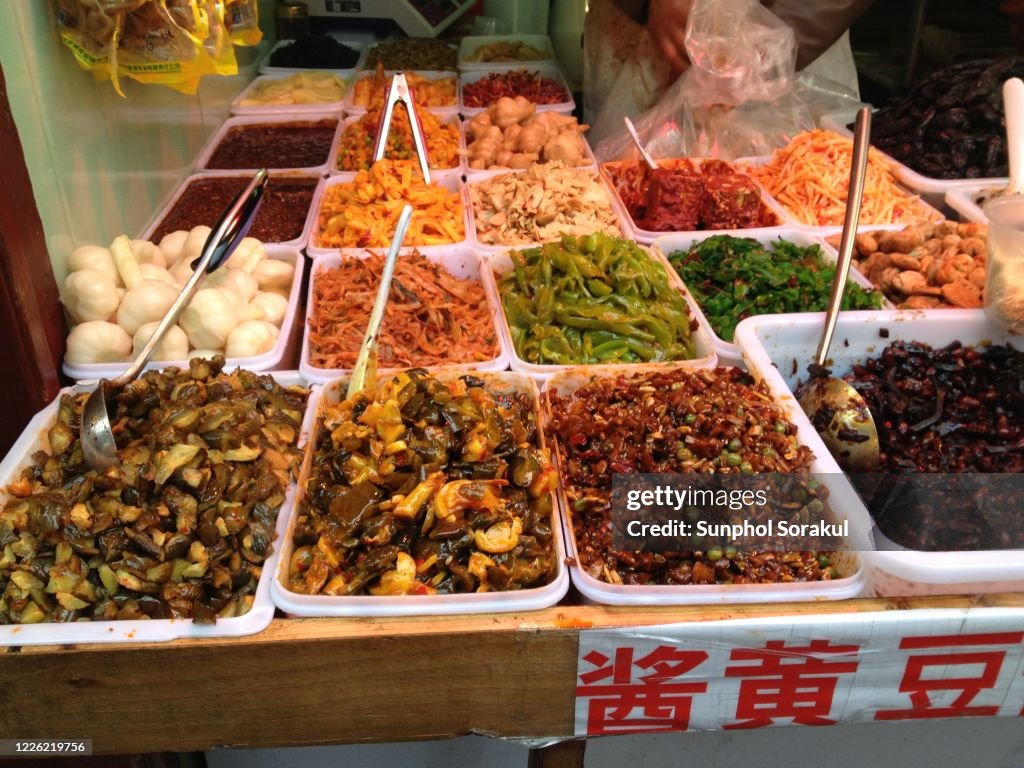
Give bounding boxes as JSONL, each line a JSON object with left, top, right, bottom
{"left": 347, "top": 204, "right": 415, "bottom": 399}
{"left": 798, "top": 108, "right": 880, "bottom": 473}
{"left": 1004, "top": 77, "right": 1024, "bottom": 195}
{"left": 624, "top": 116, "right": 659, "bottom": 170}
{"left": 81, "top": 169, "right": 270, "bottom": 471}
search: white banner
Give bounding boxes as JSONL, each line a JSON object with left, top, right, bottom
{"left": 575, "top": 608, "right": 1024, "bottom": 735}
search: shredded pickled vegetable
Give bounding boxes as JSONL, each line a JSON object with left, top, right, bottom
{"left": 744, "top": 130, "right": 939, "bottom": 226}
{"left": 336, "top": 106, "right": 460, "bottom": 172}
{"left": 315, "top": 160, "right": 465, "bottom": 248}
{"left": 309, "top": 250, "right": 498, "bottom": 369}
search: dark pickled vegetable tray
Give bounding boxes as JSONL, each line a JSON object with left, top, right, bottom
{"left": 733, "top": 309, "right": 1024, "bottom": 596}
{"left": 195, "top": 114, "right": 341, "bottom": 174}
{"left": 540, "top": 366, "right": 868, "bottom": 604}
{"left": 0, "top": 368, "right": 311, "bottom": 645}
{"left": 270, "top": 371, "right": 569, "bottom": 616}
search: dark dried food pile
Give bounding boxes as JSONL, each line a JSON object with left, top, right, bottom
{"left": 269, "top": 36, "right": 361, "bottom": 69}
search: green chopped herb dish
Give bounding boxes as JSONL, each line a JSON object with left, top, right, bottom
{"left": 498, "top": 233, "right": 697, "bottom": 366}
{"left": 666, "top": 235, "right": 885, "bottom": 342}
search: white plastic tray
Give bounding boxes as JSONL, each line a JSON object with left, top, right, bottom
{"left": 342, "top": 71, "right": 460, "bottom": 116}
{"left": 360, "top": 41, "right": 459, "bottom": 74}
{"left": 488, "top": 243, "right": 718, "bottom": 381}
{"left": 259, "top": 38, "right": 367, "bottom": 77}
{"left": 270, "top": 371, "right": 570, "bottom": 616}
{"left": 459, "top": 65, "right": 575, "bottom": 118}
{"left": 328, "top": 113, "right": 465, "bottom": 178}
{"left": 733, "top": 309, "right": 1024, "bottom": 596}
{"left": 820, "top": 111, "right": 1006, "bottom": 204}
{"left": 465, "top": 168, "right": 629, "bottom": 256}
{"left": 229, "top": 72, "right": 349, "bottom": 116}
{"left": 541, "top": 366, "right": 869, "bottom": 604}
{"left": 652, "top": 230, "right": 891, "bottom": 366}
{"left": 458, "top": 34, "right": 555, "bottom": 71}
{"left": 599, "top": 158, "right": 794, "bottom": 245}
{"left": 299, "top": 247, "right": 511, "bottom": 383}
{"left": 62, "top": 246, "right": 306, "bottom": 381}
{"left": 194, "top": 113, "right": 343, "bottom": 175}
{"left": 138, "top": 172, "right": 324, "bottom": 250}
{"left": 0, "top": 372, "right": 312, "bottom": 645}
{"left": 944, "top": 180, "right": 1009, "bottom": 225}
{"left": 306, "top": 173, "right": 469, "bottom": 257}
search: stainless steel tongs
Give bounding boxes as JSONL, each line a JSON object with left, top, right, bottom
{"left": 372, "top": 72, "right": 431, "bottom": 183}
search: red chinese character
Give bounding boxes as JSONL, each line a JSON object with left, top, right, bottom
{"left": 722, "top": 639, "right": 859, "bottom": 728}
{"left": 577, "top": 645, "right": 708, "bottom": 735}
{"left": 876, "top": 631, "right": 1024, "bottom": 720}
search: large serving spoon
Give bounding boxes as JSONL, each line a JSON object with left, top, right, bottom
{"left": 1004, "top": 77, "right": 1024, "bottom": 194}
{"left": 346, "top": 204, "right": 415, "bottom": 399}
{"left": 81, "top": 169, "right": 270, "bottom": 470}
{"left": 624, "top": 116, "right": 659, "bottom": 170}
{"left": 798, "top": 108, "right": 880, "bottom": 473}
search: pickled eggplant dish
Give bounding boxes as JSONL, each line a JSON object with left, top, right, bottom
{"left": 0, "top": 358, "right": 308, "bottom": 625}
{"left": 287, "top": 371, "right": 558, "bottom": 596}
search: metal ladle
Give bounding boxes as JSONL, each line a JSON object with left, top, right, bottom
{"left": 797, "top": 108, "right": 880, "bottom": 473}
{"left": 81, "top": 168, "right": 270, "bottom": 470}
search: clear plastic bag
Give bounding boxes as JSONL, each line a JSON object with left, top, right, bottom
{"left": 592, "top": 0, "right": 860, "bottom": 162}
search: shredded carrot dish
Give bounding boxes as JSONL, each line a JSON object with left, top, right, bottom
{"left": 351, "top": 67, "right": 457, "bottom": 109}
{"left": 336, "top": 106, "right": 461, "bottom": 172}
{"left": 308, "top": 250, "right": 499, "bottom": 369}
{"left": 316, "top": 160, "right": 465, "bottom": 248}
{"left": 743, "top": 130, "right": 940, "bottom": 226}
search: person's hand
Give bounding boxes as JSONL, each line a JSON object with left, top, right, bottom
{"left": 647, "top": 0, "right": 695, "bottom": 75}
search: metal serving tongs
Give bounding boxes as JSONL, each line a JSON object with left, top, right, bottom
{"left": 81, "top": 168, "right": 270, "bottom": 471}
{"left": 373, "top": 73, "right": 431, "bottom": 184}
{"left": 347, "top": 204, "right": 415, "bottom": 399}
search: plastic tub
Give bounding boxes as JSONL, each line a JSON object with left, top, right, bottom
{"left": 733, "top": 309, "right": 1024, "bottom": 596}
{"left": 299, "top": 248, "right": 511, "bottom": 383}
{"left": 62, "top": 246, "right": 305, "bottom": 381}
{"left": 465, "top": 169, "right": 630, "bottom": 257}
{"left": 459, "top": 65, "right": 575, "bottom": 118}
{"left": 599, "top": 159, "right": 794, "bottom": 245}
{"left": 820, "top": 111, "right": 1006, "bottom": 207}
{"left": 194, "top": 113, "right": 343, "bottom": 175}
{"left": 229, "top": 73, "right": 349, "bottom": 116}
{"left": 944, "top": 181, "right": 1010, "bottom": 225}
{"left": 458, "top": 34, "right": 555, "bottom": 70}
{"left": 488, "top": 244, "right": 718, "bottom": 381}
{"left": 343, "top": 71, "right": 460, "bottom": 116}
{"left": 463, "top": 118, "right": 597, "bottom": 180}
{"left": 540, "top": 366, "right": 869, "bottom": 605}
{"left": 328, "top": 113, "right": 465, "bottom": 178}
{"left": 652, "top": 230, "right": 893, "bottom": 367}
{"left": 270, "top": 371, "right": 570, "bottom": 616}
{"left": 138, "top": 172, "right": 324, "bottom": 250}
{"left": 259, "top": 38, "right": 367, "bottom": 77}
{"left": 306, "top": 173, "right": 470, "bottom": 257}
{"left": 0, "top": 372, "right": 312, "bottom": 645}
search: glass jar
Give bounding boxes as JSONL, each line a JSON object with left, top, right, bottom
{"left": 983, "top": 195, "right": 1024, "bottom": 333}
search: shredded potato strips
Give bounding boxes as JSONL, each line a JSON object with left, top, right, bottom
{"left": 744, "top": 130, "right": 940, "bottom": 227}
{"left": 316, "top": 161, "right": 464, "bottom": 248}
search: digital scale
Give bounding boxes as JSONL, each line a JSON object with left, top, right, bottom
{"left": 304, "top": 0, "right": 476, "bottom": 37}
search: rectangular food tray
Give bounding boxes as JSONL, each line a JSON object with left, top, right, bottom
{"left": 299, "top": 247, "right": 511, "bottom": 383}
{"left": 944, "top": 181, "right": 1009, "bottom": 225}
{"left": 733, "top": 309, "right": 1024, "bottom": 596}
{"left": 270, "top": 371, "right": 570, "bottom": 617}
{"left": 138, "top": 172, "right": 324, "bottom": 250}
{"left": 458, "top": 34, "right": 555, "bottom": 71}
{"left": 62, "top": 245, "right": 306, "bottom": 381}
{"left": 193, "top": 113, "right": 343, "bottom": 175}
{"left": 0, "top": 372, "right": 313, "bottom": 645}
{"left": 487, "top": 243, "right": 718, "bottom": 381}
{"left": 459, "top": 65, "right": 575, "bottom": 118}
{"left": 259, "top": 38, "right": 367, "bottom": 78}
{"left": 342, "top": 70, "right": 460, "bottom": 116}
{"left": 229, "top": 73, "right": 349, "bottom": 116}
{"left": 327, "top": 113, "right": 466, "bottom": 178}
{"left": 305, "top": 173, "right": 470, "bottom": 257}
{"left": 651, "top": 230, "right": 893, "bottom": 367}
{"left": 540, "top": 366, "right": 869, "bottom": 604}
{"left": 598, "top": 158, "right": 795, "bottom": 245}
{"left": 462, "top": 117, "right": 597, "bottom": 180}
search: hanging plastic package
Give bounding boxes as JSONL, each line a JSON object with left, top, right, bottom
{"left": 223, "top": 0, "right": 262, "bottom": 47}
{"left": 592, "top": 0, "right": 861, "bottom": 162}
